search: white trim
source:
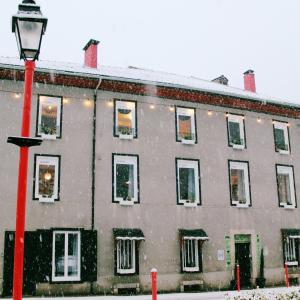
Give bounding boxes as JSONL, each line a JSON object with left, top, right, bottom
{"left": 52, "top": 231, "right": 81, "bottom": 282}
{"left": 277, "top": 165, "right": 296, "bottom": 208}
{"left": 176, "top": 107, "right": 196, "bottom": 144}
{"left": 117, "top": 239, "right": 136, "bottom": 274}
{"left": 116, "top": 237, "right": 145, "bottom": 240}
{"left": 37, "top": 96, "right": 61, "bottom": 139}
{"left": 115, "top": 100, "right": 136, "bottom": 138}
{"left": 35, "top": 156, "right": 59, "bottom": 203}
{"left": 114, "top": 155, "right": 138, "bottom": 204}
{"left": 183, "top": 236, "right": 209, "bottom": 240}
{"left": 229, "top": 161, "right": 250, "bottom": 207}
{"left": 177, "top": 159, "right": 200, "bottom": 205}
{"left": 273, "top": 121, "right": 290, "bottom": 153}
{"left": 228, "top": 114, "right": 245, "bottom": 148}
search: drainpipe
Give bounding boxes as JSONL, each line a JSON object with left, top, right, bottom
{"left": 90, "top": 77, "right": 101, "bottom": 295}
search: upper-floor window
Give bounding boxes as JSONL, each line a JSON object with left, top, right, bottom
{"left": 114, "top": 100, "right": 137, "bottom": 139}
{"left": 227, "top": 113, "right": 246, "bottom": 149}
{"left": 37, "top": 95, "right": 62, "bottom": 139}
{"left": 229, "top": 160, "right": 251, "bottom": 207}
{"left": 276, "top": 165, "right": 296, "bottom": 208}
{"left": 273, "top": 121, "right": 290, "bottom": 154}
{"left": 113, "top": 154, "right": 139, "bottom": 205}
{"left": 176, "top": 159, "right": 200, "bottom": 206}
{"left": 52, "top": 231, "right": 80, "bottom": 282}
{"left": 176, "top": 107, "right": 197, "bottom": 144}
{"left": 33, "top": 155, "right": 60, "bottom": 202}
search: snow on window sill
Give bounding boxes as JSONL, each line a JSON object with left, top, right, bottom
{"left": 281, "top": 203, "right": 295, "bottom": 209}
{"left": 119, "top": 200, "right": 135, "bottom": 206}
{"left": 119, "top": 134, "right": 134, "bottom": 140}
{"left": 181, "top": 139, "right": 196, "bottom": 145}
{"left": 41, "top": 134, "right": 57, "bottom": 140}
{"left": 236, "top": 203, "right": 250, "bottom": 208}
{"left": 183, "top": 202, "right": 198, "bottom": 207}
{"left": 38, "top": 197, "right": 55, "bottom": 203}
{"left": 278, "top": 149, "right": 290, "bottom": 155}
{"left": 232, "top": 144, "right": 245, "bottom": 150}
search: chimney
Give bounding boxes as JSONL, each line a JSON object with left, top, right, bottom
{"left": 243, "top": 69, "right": 256, "bottom": 92}
{"left": 83, "top": 39, "right": 99, "bottom": 68}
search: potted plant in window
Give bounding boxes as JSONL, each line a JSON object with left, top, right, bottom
{"left": 255, "top": 248, "right": 266, "bottom": 288}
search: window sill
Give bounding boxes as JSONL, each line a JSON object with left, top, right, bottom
{"left": 232, "top": 144, "right": 245, "bottom": 150}
{"left": 182, "top": 267, "right": 200, "bottom": 272}
{"left": 52, "top": 277, "right": 81, "bottom": 282}
{"left": 235, "top": 203, "right": 250, "bottom": 208}
{"left": 182, "top": 202, "right": 198, "bottom": 207}
{"left": 278, "top": 149, "right": 290, "bottom": 155}
{"left": 119, "top": 201, "right": 135, "bottom": 206}
{"left": 280, "top": 203, "right": 296, "bottom": 209}
{"left": 119, "top": 134, "right": 134, "bottom": 140}
{"left": 117, "top": 269, "right": 136, "bottom": 275}
{"left": 41, "top": 134, "right": 58, "bottom": 140}
{"left": 38, "top": 197, "right": 55, "bottom": 203}
{"left": 181, "top": 139, "right": 196, "bottom": 145}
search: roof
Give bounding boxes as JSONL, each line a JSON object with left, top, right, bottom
{"left": 0, "top": 56, "right": 300, "bottom": 117}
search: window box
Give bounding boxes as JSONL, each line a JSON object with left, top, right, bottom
{"left": 227, "top": 114, "right": 246, "bottom": 149}
{"left": 113, "top": 154, "right": 139, "bottom": 204}
{"left": 176, "top": 107, "right": 197, "bottom": 144}
{"left": 276, "top": 165, "right": 296, "bottom": 208}
{"left": 36, "top": 95, "right": 62, "bottom": 140}
{"left": 273, "top": 121, "right": 290, "bottom": 154}
{"left": 33, "top": 155, "right": 60, "bottom": 202}
{"left": 176, "top": 159, "right": 201, "bottom": 206}
{"left": 52, "top": 231, "right": 80, "bottom": 282}
{"left": 114, "top": 100, "right": 137, "bottom": 139}
{"left": 229, "top": 160, "right": 251, "bottom": 207}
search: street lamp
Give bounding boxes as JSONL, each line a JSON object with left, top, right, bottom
{"left": 8, "top": 1, "right": 47, "bottom": 300}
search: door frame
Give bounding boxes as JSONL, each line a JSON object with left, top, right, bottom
{"left": 229, "top": 230, "right": 258, "bottom": 285}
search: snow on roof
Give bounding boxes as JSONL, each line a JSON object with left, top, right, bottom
{"left": 0, "top": 56, "right": 298, "bottom": 108}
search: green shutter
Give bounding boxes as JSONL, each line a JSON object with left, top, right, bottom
{"left": 81, "top": 230, "right": 97, "bottom": 282}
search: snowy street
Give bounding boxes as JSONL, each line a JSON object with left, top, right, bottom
{"left": 22, "top": 287, "right": 300, "bottom": 300}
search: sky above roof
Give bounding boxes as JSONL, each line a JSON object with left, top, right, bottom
{"left": 1, "top": 0, "right": 300, "bottom": 103}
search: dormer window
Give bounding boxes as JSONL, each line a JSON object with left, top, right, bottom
{"left": 273, "top": 121, "right": 290, "bottom": 154}
{"left": 227, "top": 113, "right": 246, "bottom": 149}
{"left": 176, "top": 107, "right": 197, "bottom": 144}
{"left": 114, "top": 100, "right": 137, "bottom": 139}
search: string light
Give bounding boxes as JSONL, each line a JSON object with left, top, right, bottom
{"left": 107, "top": 100, "right": 114, "bottom": 107}
{"left": 207, "top": 110, "right": 213, "bottom": 116}
{"left": 14, "top": 93, "right": 21, "bottom": 99}
{"left": 83, "top": 99, "right": 93, "bottom": 108}
{"left": 63, "top": 98, "right": 70, "bottom": 104}
{"left": 150, "top": 104, "right": 155, "bottom": 110}
{"left": 257, "top": 117, "right": 262, "bottom": 123}
{"left": 169, "top": 106, "right": 175, "bottom": 112}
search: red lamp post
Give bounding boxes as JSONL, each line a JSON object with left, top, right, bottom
{"left": 8, "top": 1, "right": 47, "bottom": 300}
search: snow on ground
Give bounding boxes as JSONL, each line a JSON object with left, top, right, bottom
{"left": 20, "top": 287, "right": 300, "bottom": 300}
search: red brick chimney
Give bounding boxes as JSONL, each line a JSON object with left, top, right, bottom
{"left": 83, "top": 39, "right": 99, "bottom": 68}
{"left": 243, "top": 69, "right": 256, "bottom": 93}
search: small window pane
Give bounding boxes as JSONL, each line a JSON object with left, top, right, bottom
{"left": 118, "top": 108, "right": 133, "bottom": 135}
{"left": 55, "top": 234, "right": 65, "bottom": 277}
{"left": 117, "top": 239, "right": 135, "bottom": 273}
{"left": 68, "top": 234, "right": 79, "bottom": 277}
{"left": 275, "top": 128, "right": 287, "bottom": 150}
{"left": 229, "top": 121, "right": 242, "bottom": 145}
{"left": 179, "top": 168, "right": 196, "bottom": 202}
{"left": 179, "top": 115, "right": 192, "bottom": 140}
{"left": 278, "top": 174, "right": 292, "bottom": 204}
{"left": 38, "top": 164, "right": 55, "bottom": 198}
{"left": 231, "top": 169, "right": 246, "bottom": 203}
{"left": 41, "top": 102, "right": 58, "bottom": 135}
{"left": 116, "top": 164, "right": 134, "bottom": 201}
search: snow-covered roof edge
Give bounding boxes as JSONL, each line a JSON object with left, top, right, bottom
{"left": 0, "top": 56, "right": 299, "bottom": 110}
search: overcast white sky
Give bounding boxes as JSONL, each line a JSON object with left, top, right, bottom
{"left": 1, "top": 0, "right": 300, "bottom": 103}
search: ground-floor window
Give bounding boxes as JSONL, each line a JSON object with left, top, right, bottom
{"left": 117, "top": 239, "right": 136, "bottom": 274}
{"left": 182, "top": 239, "right": 200, "bottom": 272}
{"left": 52, "top": 231, "right": 81, "bottom": 282}
{"left": 284, "top": 237, "right": 300, "bottom": 266}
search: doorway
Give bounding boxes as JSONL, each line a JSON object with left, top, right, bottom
{"left": 235, "top": 235, "right": 251, "bottom": 288}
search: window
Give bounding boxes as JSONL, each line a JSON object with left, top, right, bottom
{"left": 176, "top": 107, "right": 197, "bottom": 144}
{"left": 52, "top": 231, "right": 80, "bottom": 282}
{"left": 116, "top": 239, "right": 136, "bottom": 274}
{"left": 227, "top": 113, "right": 246, "bottom": 149}
{"left": 33, "top": 155, "right": 60, "bottom": 202}
{"left": 37, "top": 95, "right": 62, "bottom": 139}
{"left": 273, "top": 121, "right": 290, "bottom": 154}
{"left": 114, "top": 100, "right": 137, "bottom": 139}
{"left": 182, "top": 239, "right": 200, "bottom": 272}
{"left": 113, "top": 154, "right": 139, "bottom": 204}
{"left": 176, "top": 159, "right": 200, "bottom": 206}
{"left": 276, "top": 165, "right": 296, "bottom": 208}
{"left": 229, "top": 160, "right": 251, "bottom": 207}
{"left": 283, "top": 236, "right": 300, "bottom": 266}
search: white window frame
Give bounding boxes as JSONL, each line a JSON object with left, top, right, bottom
{"left": 176, "top": 107, "right": 196, "bottom": 144}
{"left": 116, "top": 239, "right": 136, "bottom": 274}
{"left": 182, "top": 238, "right": 200, "bottom": 272}
{"left": 273, "top": 121, "right": 290, "bottom": 154}
{"left": 115, "top": 100, "right": 136, "bottom": 139}
{"left": 114, "top": 155, "right": 138, "bottom": 205}
{"left": 34, "top": 155, "right": 59, "bottom": 203}
{"left": 177, "top": 159, "right": 200, "bottom": 206}
{"left": 37, "top": 96, "right": 62, "bottom": 140}
{"left": 52, "top": 231, "right": 81, "bottom": 282}
{"left": 229, "top": 161, "right": 251, "bottom": 207}
{"left": 284, "top": 236, "right": 299, "bottom": 266}
{"left": 277, "top": 165, "right": 296, "bottom": 208}
{"left": 227, "top": 114, "right": 245, "bottom": 149}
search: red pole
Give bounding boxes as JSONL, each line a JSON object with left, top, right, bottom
{"left": 151, "top": 268, "right": 157, "bottom": 300}
{"left": 284, "top": 263, "right": 289, "bottom": 288}
{"left": 236, "top": 264, "right": 241, "bottom": 292}
{"left": 13, "top": 60, "right": 35, "bottom": 300}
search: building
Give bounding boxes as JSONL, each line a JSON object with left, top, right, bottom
{"left": 0, "top": 39, "right": 300, "bottom": 296}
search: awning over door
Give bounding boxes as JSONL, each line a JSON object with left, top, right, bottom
{"left": 113, "top": 228, "right": 145, "bottom": 240}
{"left": 282, "top": 229, "right": 300, "bottom": 239}
{"left": 179, "top": 229, "right": 209, "bottom": 240}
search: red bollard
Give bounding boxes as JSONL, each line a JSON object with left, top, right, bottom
{"left": 284, "top": 263, "right": 289, "bottom": 288}
{"left": 236, "top": 264, "right": 241, "bottom": 292}
{"left": 151, "top": 268, "right": 157, "bottom": 300}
